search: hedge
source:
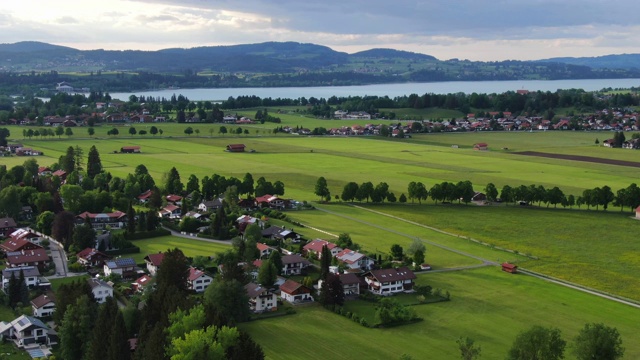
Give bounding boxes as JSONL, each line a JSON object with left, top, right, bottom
{"left": 105, "top": 246, "right": 141, "bottom": 256}
{"left": 125, "top": 229, "right": 171, "bottom": 240}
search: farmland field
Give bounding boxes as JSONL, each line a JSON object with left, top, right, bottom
{"left": 4, "top": 125, "right": 640, "bottom": 358}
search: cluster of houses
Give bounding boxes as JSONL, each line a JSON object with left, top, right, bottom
{"left": 0, "top": 143, "right": 43, "bottom": 157}
{"left": 242, "top": 238, "right": 418, "bottom": 314}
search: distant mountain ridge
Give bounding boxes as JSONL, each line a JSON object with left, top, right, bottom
{"left": 1, "top": 41, "right": 640, "bottom": 90}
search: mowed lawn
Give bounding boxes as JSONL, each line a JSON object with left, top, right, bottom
{"left": 241, "top": 267, "right": 640, "bottom": 360}
{"left": 128, "top": 236, "right": 231, "bottom": 263}
{"left": 349, "top": 203, "right": 640, "bottom": 300}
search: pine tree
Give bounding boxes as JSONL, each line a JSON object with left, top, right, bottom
{"left": 127, "top": 202, "right": 136, "bottom": 234}
{"left": 86, "top": 145, "right": 103, "bottom": 179}
{"left": 320, "top": 245, "right": 332, "bottom": 280}
{"left": 108, "top": 311, "right": 131, "bottom": 360}
{"left": 61, "top": 146, "right": 76, "bottom": 173}
{"left": 88, "top": 297, "right": 118, "bottom": 360}
{"left": 18, "top": 270, "right": 29, "bottom": 305}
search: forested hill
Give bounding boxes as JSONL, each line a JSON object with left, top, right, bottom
{"left": 538, "top": 54, "right": 640, "bottom": 70}
{"left": 1, "top": 41, "right": 640, "bottom": 92}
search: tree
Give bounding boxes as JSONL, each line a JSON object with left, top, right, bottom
{"left": 87, "top": 297, "right": 118, "bottom": 360}
{"left": 219, "top": 126, "right": 228, "bottom": 136}
{"left": 257, "top": 259, "right": 277, "bottom": 288}
{"left": 0, "top": 186, "right": 22, "bottom": 218}
{"left": 65, "top": 127, "right": 73, "bottom": 137}
{"left": 108, "top": 311, "right": 130, "bottom": 360}
{"left": 55, "top": 126, "right": 64, "bottom": 138}
{"left": 314, "top": 176, "right": 330, "bottom": 201}
{"left": 390, "top": 244, "right": 404, "bottom": 261}
{"left": 72, "top": 223, "right": 96, "bottom": 251}
{"left": 573, "top": 323, "right": 624, "bottom": 360}
{"left": 268, "top": 250, "right": 283, "bottom": 276}
{"left": 86, "top": 145, "right": 103, "bottom": 179}
{"left": 240, "top": 173, "right": 254, "bottom": 196}
{"left": 320, "top": 245, "right": 332, "bottom": 279}
{"left": 399, "top": 193, "right": 407, "bottom": 203}
{"left": 126, "top": 202, "right": 136, "bottom": 234}
{"left": 36, "top": 210, "right": 55, "bottom": 235}
{"left": 156, "top": 248, "right": 190, "bottom": 292}
{"left": 184, "top": 126, "right": 194, "bottom": 136}
{"left": 165, "top": 167, "right": 183, "bottom": 195}
{"left": 320, "top": 273, "right": 344, "bottom": 307}
{"left": 87, "top": 127, "right": 95, "bottom": 137}
{"left": 61, "top": 146, "right": 76, "bottom": 173}
{"left": 485, "top": 183, "right": 498, "bottom": 202}
{"left": 413, "top": 249, "right": 425, "bottom": 266}
{"left": 204, "top": 278, "right": 250, "bottom": 325}
{"left": 59, "top": 295, "right": 97, "bottom": 360}
{"left": 52, "top": 211, "right": 76, "bottom": 250}
{"left": 457, "top": 337, "right": 481, "bottom": 360}
{"left": 406, "top": 238, "right": 426, "bottom": 257}
{"left": 150, "top": 126, "right": 158, "bottom": 136}
{"left": 186, "top": 174, "right": 199, "bottom": 195}
{"left": 507, "top": 326, "right": 566, "bottom": 360}
{"left": 128, "top": 127, "right": 137, "bottom": 136}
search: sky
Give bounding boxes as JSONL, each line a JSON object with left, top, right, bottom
{"left": 0, "top": 0, "right": 638, "bottom": 61}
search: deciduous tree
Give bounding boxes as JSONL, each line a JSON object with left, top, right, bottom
{"left": 507, "top": 325, "right": 565, "bottom": 360}
{"left": 573, "top": 323, "right": 624, "bottom": 360}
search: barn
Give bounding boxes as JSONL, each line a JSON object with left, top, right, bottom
{"left": 226, "top": 144, "right": 246, "bottom": 152}
{"left": 473, "top": 143, "right": 488, "bottom": 151}
{"left": 501, "top": 262, "right": 518, "bottom": 274}
{"left": 121, "top": 146, "right": 141, "bottom": 153}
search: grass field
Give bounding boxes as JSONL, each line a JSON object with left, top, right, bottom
{"left": 128, "top": 236, "right": 232, "bottom": 263}
{"left": 241, "top": 267, "right": 640, "bottom": 360}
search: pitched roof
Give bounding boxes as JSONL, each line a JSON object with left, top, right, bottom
{"left": 0, "top": 218, "right": 17, "bottom": 229}
{"left": 133, "top": 275, "right": 152, "bottom": 287}
{"left": 304, "top": 239, "right": 338, "bottom": 253}
{"left": 281, "top": 254, "right": 310, "bottom": 266}
{"left": 77, "top": 248, "right": 109, "bottom": 260}
{"left": 31, "top": 293, "right": 55, "bottom": 309}
{"left": 2, "top": 266, "right": 40, "bottom": 278}
{"left": 166, "top": 194, "right": 182, "bottom": 202}
{"left": 87, "top": 278, "right": 112, "bottom": 290}
{"left": 1, "top": 237, "right": 42, "bottom": 252}
{"left": 11, "top": 315, "right": 49, "bottom": 332}
{"left": 5, "top": 249, "right": 50, "bottom": 265}
{"left": 368, "top": 267, "right": 416, "bottom": 283}
{"left": 245, "top": 282, "right": 269, "bottom": 298}
{"left": 339, "top": 273, "right": 361, "bottom": 285}
{"left": 279, "top": 279, "right": 308, "bottom": 294}
{"left": 335, "top": 249, "right": 367, "bottom": 264}
{"left": 77, "top": 211, "right": 126, "bottom": 220}
{"left": 144, "top": 253, "right": 165, "bottom": 266}
{"left": 188, "top": 267, "right": 209, "bottom": 281}
{"left": 9, "top": 228, "right": 38, "bottom": 241}
{"left": 256, "top": 243, "right": 271, "bottom": 252}
{"left": 105, "top": 257, "right": 136, "bottom": 269}
{"left": 261, "top": 225, "right": 284, "bottom": 237}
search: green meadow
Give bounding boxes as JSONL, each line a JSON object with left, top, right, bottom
{"left": 241, "top": 267, "right": 640, "bottom": 360}
{"left": 5, "top": 124, "right": 640, "bottom": 357}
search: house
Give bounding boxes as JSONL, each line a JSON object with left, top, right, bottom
{"left": 245, "top": 282, "right": 278, "bottom": 313}
{"left": 31, "top": 293, "right": 55, "bottom": 317}
{"left": 187, "top": 267, "right": 213, "bottom": 293}
{"left": 76, "top": 248, "right": 111, "bottom": 267}
{"left": 144, "top": 253, "right": 165, "bottom": 276}
{"left": 137, "top": 190, "right": 153, "bottom": 203}
{"left": 5, "top": 249, "right": 50, "bottom": 271}
{"left": 0, "top": 217, "right": 17, "bottom": 238}
{"left": 103, "top": 258, "right": 137, "bottom": 278}
{"left": 2, "top": 266, "right": 41, "bottom": 291}
{"left": 158, "top": 204, "right": 181, "bottom": 219}
{"left": 198, "top": 198, "right": 224, "bottom": 212}
{"left": 635, "top": 206, "right": 640, "bottom": 219}
{"left": 121, "top": 146, "right": 141, "bottom": 153}
{"left": 0, "top": 235, "right": 43, "bottom": 255}
{"left": 473, "top": 143, "right": 488, "bottom": 151}
{"left": 0, "top": 315, "right": 58, "bottom": 349}
{"left": 471, "top": 192, "right": 487, "bottom": 202}
{"left": 303, "top": 239, "right": 342, "bottom": 259}
{"left": 261, "top": 226, "right": 301, "bottom": 243}
{"left": 8, "top": 229, "right": 42, "bottom": 246}
{"left": 364, "top": 267, "right": 416, "bottom": 295}
{"left": 77, "top": 211, "right": 127, "bottom": 230}
{"left": 256, "top": 243, "right": 275, "bottom": 258}
{"left": 335, "top": 249, "right": 375, "bottom": 271}
{"left": 279, "top": 279, "right": 313, "bottom": 304}
{"left": 52, "top": 169, "right": 67, "bottom": 182}
{"left": 255, "top": 194, "right": 289, "bottom": 210}
{"left": 502, "top": 262, "right": 518, "bottom": 274}
{"left": 317, "top": 272, "right": 362, "bottom": 297}
{"left": 226, "top": 144, "right": 246, "bottom": 152}
{"left": 166, "top": 194, "right": 183, "bottom": 205}
{"left": 88, "top": 278, "right": 113, "bottom": 303}
{"left": 280, "top": 254, "right": 311, "bottom": 276}
{"left": 602, "top": 138, "right": 615, "bottom": 147}
{"left": 132, "top": 275, "right": 153, "bottom": 293}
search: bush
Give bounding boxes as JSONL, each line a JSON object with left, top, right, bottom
{"left": 105, "top": 245, "right": 141, "bottom": 256}
{"left": 125, "top": 228, "right": 170, "bottom": 240}
{"left": 68, "top": 262, "right": 86, "bottom": 273}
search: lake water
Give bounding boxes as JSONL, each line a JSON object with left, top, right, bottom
{"left": 110, "top": 78, "right": 640, "bottom": 102}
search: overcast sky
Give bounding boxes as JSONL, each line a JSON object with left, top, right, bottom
{"left": 1, "top": 0, "right": 638, "bottom": 61}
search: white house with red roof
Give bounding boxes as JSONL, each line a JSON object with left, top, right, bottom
{"left": 165, "top": 194, "right": 183, "bottom": 205}
{"left": 187, "top": 267, "right": 213, "bottom": 293}
{"left": 8, "top": 229, "right": 43, "bottom": 246}
{"left": 303, "top": 239, "right": 342, "bottom": 259}
{"left": 144, "top": 253, "right": 165, "bottom": 276}
{"left": 5, "top": 249, "right": 50, "bottom": 271}
{"left": 158, "top": 204, "right": 181, "bottom": 219}
{"left": 137, "top": 190, "right": 153, "bottom": 203}
{"left": 254, "top": 194, "right": 289, "bottom": 210}
{"left": 31, "top": 293, "right": 56, "bottom": 317}
{"left": 0, "top": 235, "right": 43, "bottom": 255}
{"left": 132, "top": 275, "right": 153, "bottom": 293}
{"left": 76, "top": 248, "right": 111, "bottom": 267}
{"left": 335, "top": 249, "right": 375, "bottom": 271}
{"left": 364, "top": 267, "right": 416, "bottom": 295}
{"left": 256, "top": 243, "right": 275, "bottom": 258}
{"left": 279, "top": 279, "right": 313, "bottom": 304}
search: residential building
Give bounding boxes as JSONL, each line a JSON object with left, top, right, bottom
{"left": 31, "top": 293, "right": 55, "bottom": 318}
{"left": 76, "top": 248, "right": 111, "bottom": 267}
{"left": 0, "top": 217, "right": 17, "bottom": 238}
{"left": 279, "top": 279, "right": 313, "bottom": 304}
{"left": 303, "top": 239, "right": 342, "bottom": 259}
{"left": 0, "top": 315, "right": 58, "bottom": 349}
{"left": 132, "top": 275, "right": 153, "bottom": 293}
{"left": 245, "top": 282, "right": 278, "bottom": 313}
{"left": 2, "top": 266, "right": 41, "bottom": 290}
{"left": 5, "top": 249, "right": 50, "bottom": 271}
{"left": 335, "top": 249, "right": 375, "bottom": 271}
{"left": 88, "top": 278, "right": 113, "bottom": 304}
{"left": 158, "top": 204, "right": 181, "bottom": 219}
{"left": 76, "top": 211, "right": 127, "bottom": 230}
{"left": 187, "top": 267, "right": 213, "bottom": 293}
{"left": 144, "top": 253, "right": 165, "bottom": 276}
{"left": 280, "top": 254, "right": 311, "bottom": 276}
{"left": 0, "top": 236, "right": 43, "bottom": 255}
{"left": 103, "top": 258, "right": 137, "bottom": 278}
{"left": 364, "top": 267, "right": 416, "bottom": 295}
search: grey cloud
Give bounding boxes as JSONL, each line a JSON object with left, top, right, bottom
{"left": 54, "top": 16, "right": 79, "bottom": 25}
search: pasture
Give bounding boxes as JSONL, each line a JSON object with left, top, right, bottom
{"left": 127, "top": 235, "right": 232, "bottom": 263}
{"left": 241, "top": 267, "right": 640, "bottom": 360}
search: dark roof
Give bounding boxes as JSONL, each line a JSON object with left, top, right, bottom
{"left": 87, "top": 278, "right": 112, "bottom": 290}
{"left": 77, "top": 248, "right": 109, "bottom": 260}
{"left": 339, "top": 273, "right": 361, "bottom": 285}
{"left": 245, "top": 282, "right": 268, "bottom": 298}
{"left": 31, "top": 293, "right": 55, "bottom": 309}
{"left": 502, "top": 263, "right": 517, "bottom": 269}
{"left": 303, "top": 239, "right": 338, "bottom": 253}
{"left": 2, "top": 266, "right": 40, "bottom": 278}
{"left": 5, "top": 249, "right": 50, "bottom": 265}
{"left": 261, "top": 225, "right": 284, "bottom": 237}
{"left": 368, "top": 267, "right": 416, "bottom": 283}
{"left": 0, "top": 237, "right": 42, "bottom": 252}
{"left": 105, "top": 258, "right": 136, "bottom": 269}
{"left": 281, "top": 254, "right": 310, "bottom": 266}
{"left": 0, "top": 218, "right": 17, "bottom": 229}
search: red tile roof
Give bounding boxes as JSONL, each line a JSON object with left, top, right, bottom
{"left": 303, "top": 239, "right": 338, "bottom": 253}
{"left": 279, "top": 279, "right": 310, "bottom": 295}
{"left": 188, "top": 267, "right": 208, "bottom": 281}
{"left": 6, "top": 248, "right": 50, "bottom": 266}
{"left": 145, "top": 253, "right": 165, "bottom": 266}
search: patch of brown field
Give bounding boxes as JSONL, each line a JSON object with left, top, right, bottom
{"left": 513, "top": 151, "right": 640, "bottom": 168}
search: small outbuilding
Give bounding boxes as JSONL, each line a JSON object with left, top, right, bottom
{"left": 121, "top": 146, "right": 141, "bottom": 153}
{"left": 473, "top": 143, "right": 488, "bottom": 151}
{"left": 635, "top": 206, "right": 640, "bottom": 219}
{"left": 226, "top": 144, "right": 246, "bottom": 152}
{"left": 501, "top": 262, "right": 518, "bottom": 274}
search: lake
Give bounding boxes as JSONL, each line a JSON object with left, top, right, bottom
{"left": 110, "top": 78, "right": 640, "bottom": 102}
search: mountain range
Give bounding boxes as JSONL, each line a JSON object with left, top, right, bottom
{"left": 0, "top": 41, "right": 639, "bottom": 90}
